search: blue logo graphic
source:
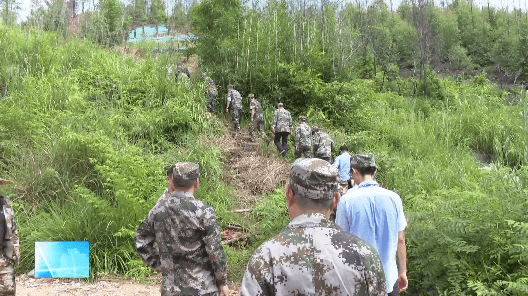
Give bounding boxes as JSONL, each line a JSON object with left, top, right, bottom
{"left": 35, "top": 242, "right": 89, "bottom": 278}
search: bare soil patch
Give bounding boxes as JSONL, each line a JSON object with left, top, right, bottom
{"left": 215, "top": 120, "right": 289, "bottom": 209}
{"left": 17, "top": 274, "right": 242, "bottom": 296}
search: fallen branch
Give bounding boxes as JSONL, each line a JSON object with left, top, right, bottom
{"left": 234, "top": 208, "right": 252, "bottom": 213}
{"left": 222, "top": 233, "right": 256, "bottom": 246}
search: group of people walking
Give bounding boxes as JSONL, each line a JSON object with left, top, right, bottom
{"left": 135, "top": 155, "right": 408, "bottom": 296}
{"left": 134, "top": 72, "right": 408, "bottom": 296}
{"left": 203, "top": 75, "right": 339, "bottom": 162}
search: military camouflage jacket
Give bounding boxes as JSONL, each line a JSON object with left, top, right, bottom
{"left": 271, "top": 108, "right": 292, "bottom": 133}
{"left": 135, "top": 190, "right": 228, "bottom": 295}
{"left": 313, "top": 131, "right": 335, "bottom": 158}
{"left": 250, "top": 99, "right": 264, "bottom": 121}
{"left": 205, "top": 77, "right": 218, "bottom": 96}
{"left": 154, "top": 187, "right": 171, "bottom": 207}
{"left": 240, "top": 214, "right": 386, "bottom": 296}
{"left": 1, "top": 197, "right": 19, "bottom": 265}
{"left": 227, "top": 89, "right": 243, "bottom": 110}
{"left": 294, "top": 122, "right": 312, "bottom": 147}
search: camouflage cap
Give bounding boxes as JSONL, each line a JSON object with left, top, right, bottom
{"left": 311, "top": 126, "right": 319, "bottom": 134}
{"left": 172, "top": 162, "right": 200, "bottom": 188}
{"left": 289, "top": 158, "right": 339, "bottom": 200}
{"left": 350, "top": 153, "right": 376, "bottom": 168}
{"left": 278, "top": 102, "right": 283, "bottom": 107}
{"left": 247, "top": 93, "right": 254, "bottom": 99}
{"left": 202, "top": 72, "right": 207, "bottom": 76}
{"left": 299, "top": 116, "right": 306, "bottom": 122}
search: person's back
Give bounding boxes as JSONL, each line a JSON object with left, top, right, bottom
{"left": 250, "top": 98, "right": 263, "bottom": 120}
{"left": 150, "top": 191, "right": 223, "bottom": 294}
{"left": 294, "top": 117, "right": 312, "bottom": 158}
{"left": 242, "top": 215, "right": 386, "bottom": 295}
{"left": 271, "top": 103, "right": 292, "bottom": 157}
{"left": 338, "top": 184, "right": 405, "bottom": 285}
{"left": 136, "top": 163, "right": 229, "bottom": 296}
{"left": 313, "top": 131, "right": 334, "bottom": 161}
{"left": 295, "top": 122, "right": 311, "bottom": 147}
{"left": 336, "top": 154, "right": 408, "bottom": 295}
{"left": 228, "top": 88, "right": 242, "bottom": 110}
{"left": 272, "top": 107, "right": 292, "bottom": 133}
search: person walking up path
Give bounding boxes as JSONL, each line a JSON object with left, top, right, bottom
{"left": 336, "top": 154, "right": 408, "bottom": 295}
{"left": 294, "top": 116, "right": 312, "bottom": 158}
{"left": 247, "top": 94, "right": 266, "bottom": 141}
{"left": 226, "top": 85, "right": 243, "bottom": 134}
{"left": 271, "top": 102, "right": 292, "bottom": 158}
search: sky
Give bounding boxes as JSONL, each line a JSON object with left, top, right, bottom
{"left": 16, "top": 0, "right": 526, "bottom": 23}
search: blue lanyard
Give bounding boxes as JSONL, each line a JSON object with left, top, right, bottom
{"left": 358, "top": 182, "right": 378, "bottom": 189}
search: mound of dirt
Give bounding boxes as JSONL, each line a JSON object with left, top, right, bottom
{"left": 214, "top": 121, "right": 289, "bottom": 208}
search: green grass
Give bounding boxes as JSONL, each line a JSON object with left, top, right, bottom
{"left": 1, "top": 24, "right": 528, "bottom": 294}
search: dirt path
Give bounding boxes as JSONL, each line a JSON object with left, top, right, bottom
{"left": 17, "top": 274, "right": 161, "bottom": 296}
{"left": 17, "top": 274, "right": 244, "bottom": 296}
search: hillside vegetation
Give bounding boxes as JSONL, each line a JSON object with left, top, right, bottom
{"left": 0, "top": 25, "right": 289, "bottom": 285}
{"left": 2, "top": 10, "right": 528, "bottom": 296}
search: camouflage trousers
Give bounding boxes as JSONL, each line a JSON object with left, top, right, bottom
{"left": 294, "top": 145, "right": 312, "bottom": 158}
{"left": 206, "top": 92, "right": 217, "bottom": 113}
{"left": 0, "top": 258, "right": 15, "bottom": 295}
{"left": 231, "top": 108, "right": 241, "bottom": 132}
{"left": 248, "top": 118, "right": 264, "bottom": 139}
{"left": 274, "top": 132, "right": 289, "bottom": 158}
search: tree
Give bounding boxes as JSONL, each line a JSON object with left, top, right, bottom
{"left": 87, "top": 0, "right": 124, "bottom": 46}
{"left": 0, "top": 0, "right": 21, "bottom": 26}
{"left": 42, "top": 0, "right": 68, "bottom": 36}
{"left": 149, "top": 0, "right": 167, "bottom": 25}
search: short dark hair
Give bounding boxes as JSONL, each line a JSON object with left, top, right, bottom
{"left": 340, "top": 145, "right": 348, "bottom": 152}
{"left": 172, "top": 175, "right": 195, "bottom": 189}
{"left": 352, "top": 166, "right": 376, "bottom": 176}
{"left": 167, "top": 165, "right": 175, "bottom": 177}
{"left": 293, "top": 191, "right": 334, "bottom": 210}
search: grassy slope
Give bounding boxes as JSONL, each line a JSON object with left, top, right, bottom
{"left": 1, "top": 25, "right": 528, "bottom": 294}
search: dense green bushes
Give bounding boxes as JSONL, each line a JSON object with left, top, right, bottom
{"left": 0, "top": 25, "right": 230, "bottom": 277}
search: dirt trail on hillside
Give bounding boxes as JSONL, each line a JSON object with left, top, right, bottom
{"left": 215, "top": 119, "right": 289, "bottom": 206}
{"left": 17, "top": 116, "right": 289, "bottom": 296}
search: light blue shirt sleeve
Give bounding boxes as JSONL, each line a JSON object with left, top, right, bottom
{"left": 335, "top": 199, "right": 349, "bottom": 232}
{"left": 333, "top": 156, "right": 340, "bottom": 169}
{"left": 396, "top": 198, "right": 407, "bottom": 232}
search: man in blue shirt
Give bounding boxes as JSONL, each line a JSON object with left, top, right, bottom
{"left": 336, "top": 154, "right": 408, "bottom": 295}
{"left": 333, "top": 145, "right": 352, "bottom": 195}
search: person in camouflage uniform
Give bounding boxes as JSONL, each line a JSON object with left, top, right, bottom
{"left": 225, "top": 85, "right": 242, "bottom": 134}
{"left": 271, "top": 103, "right": 292, "bottom": 158}
{"left": 240, "top": 158, "right": 386, "bottom": 296}
{"left": 247, "top": 94, "right": 265, "bottom": 141}
{"left": 0, "top": 179, "right": 19, "bottom": 296}
{"left": 135, "top": 163, "right": 230, "bottom": 296}
{"left": 312, "top": 126, "right": 335, "bottom": 162}
{"left": 294, "top": 116, "right": 312, "bottom": 159}
{"left": 203, "top": 73, "right": 218, "bottom": 113}
{"left": 176, "top": 62, "right": 190, "bottom": 79}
